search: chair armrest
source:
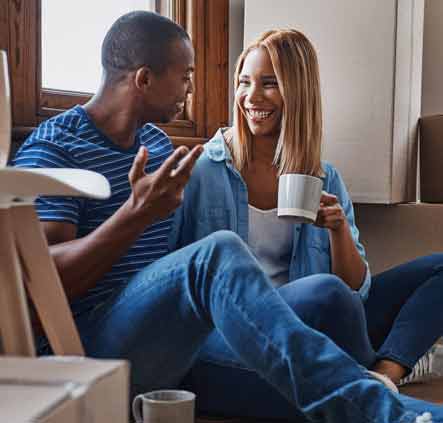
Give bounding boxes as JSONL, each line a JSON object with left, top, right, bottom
{"left": 0, "top": 168, "right": 111, "bottom": 199}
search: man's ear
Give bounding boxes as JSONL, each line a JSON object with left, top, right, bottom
{"left": 134, "top": 66, "right": 152, "bottom": 91}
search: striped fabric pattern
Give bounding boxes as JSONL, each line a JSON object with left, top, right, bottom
{"left": 13, "top": 105, "right": 174, "bottom": 315}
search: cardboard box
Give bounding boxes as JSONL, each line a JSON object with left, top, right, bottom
{"left": 355, "top": 202, "right": 443, "bottom": 274}
{"left": 0, "top": 382, "right": 82, "bottom": 423}
{"left": 0, "top": 356, "right": 129, "bottom": 423}
{"left": 420, "top": 114, "right": 443, "bottom": 202}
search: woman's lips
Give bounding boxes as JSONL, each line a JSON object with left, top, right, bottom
{"left": 246, "top": 109, "right": 273, "bottom": 122}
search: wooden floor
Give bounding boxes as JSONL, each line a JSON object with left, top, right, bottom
{"left": 399, "top": 378, "right": 443, "bottom": 404}
{"left": 196, "top": 378, "right": 443, "bottom": 423}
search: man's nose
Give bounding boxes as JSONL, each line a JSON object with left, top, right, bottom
{"left": 187, "top": 78, "right": 194, "bottom": 95}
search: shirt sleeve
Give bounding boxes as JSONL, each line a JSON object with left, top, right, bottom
{"left": 330, "top": 166, "right": 371, "bottom": 301}
{"left": 13, "top": 139, "right": 83, "bottom": 225}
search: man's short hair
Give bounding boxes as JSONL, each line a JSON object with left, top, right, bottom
{"left": 101, "top": 11, "right": 190, "bottom": 81}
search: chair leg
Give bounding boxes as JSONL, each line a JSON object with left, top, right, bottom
{"left": 0, "top": 208, "right": 35, "bottom": 356}
{"left": 11, "top": 205, "right": 84, "bottom": 356}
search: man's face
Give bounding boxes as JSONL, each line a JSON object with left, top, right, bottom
{"left": 144, "top": 38, "right": 195, "bottom": 123}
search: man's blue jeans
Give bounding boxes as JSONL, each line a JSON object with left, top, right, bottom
{"left": 183, "top": 253, "right": 443, "bottom": 420}
{"left": 68, "top": 231, "right": 441, "bottom": 423}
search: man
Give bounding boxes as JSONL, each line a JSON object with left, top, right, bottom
{"left": 14, "top": 11, "right": 440, "bottom": 423}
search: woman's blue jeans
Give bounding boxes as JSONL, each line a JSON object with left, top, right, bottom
{"left": 182, "top": 253, "right": 443, "bottom": 420}
{"left": 68, "top": 232, "right": 442, "bottom": 423}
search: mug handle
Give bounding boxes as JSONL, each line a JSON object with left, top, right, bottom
{"left": 132, "top": 394, "right": 144, "bottom": 423}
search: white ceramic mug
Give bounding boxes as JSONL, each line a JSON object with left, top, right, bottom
{"left": 132, "top": 390, "right": 195, "bottom": 423}
{"left": 277, "top": 173, "right": 323, "bottom": 223}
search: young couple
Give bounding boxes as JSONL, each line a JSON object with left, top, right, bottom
{"left": 14, "top": 11, "right": 443, "bottom": 423}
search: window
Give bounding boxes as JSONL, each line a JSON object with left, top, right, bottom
{"left": 1, "top": 0, "right": 229, "bottom": 145}
{"left": 42, "top": 0, "right": 169, "bottom": 94}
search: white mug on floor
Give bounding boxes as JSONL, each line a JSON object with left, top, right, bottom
{"left": 277, "top": 173, "right": 323, "bottom": 224}
{"left": 132, "top": 390, "right": 195, "bottom": 423}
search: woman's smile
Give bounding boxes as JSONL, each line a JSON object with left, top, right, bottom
{"left": 245, "top": 108, "right": 275, "bottom": 122}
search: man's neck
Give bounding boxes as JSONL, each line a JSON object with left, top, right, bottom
{"left": 83, "top": 89, "right": 141, "bottom": 150}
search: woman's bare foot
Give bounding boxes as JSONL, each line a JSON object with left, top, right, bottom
{"left": 372, "top": 359, "right": 407, "bottom": 385}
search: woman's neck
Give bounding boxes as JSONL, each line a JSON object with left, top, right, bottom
{"left": 251, "top": 134, "right": 279, "bottom": 165}
{"left": 241, "top": 134, "right": 280, "bottom": 210}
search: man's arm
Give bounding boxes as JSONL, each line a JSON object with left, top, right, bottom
{"left": 44, "top": 144, "right": 203, "bottom": 300}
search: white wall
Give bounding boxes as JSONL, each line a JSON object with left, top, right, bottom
{"left": 229, "top": 0, "right": 443, "bottom": 123}
{"left": 242, "top": 0, "right": 423, "bottom": 204}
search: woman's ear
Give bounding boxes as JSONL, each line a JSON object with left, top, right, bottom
{"left": 134, "top": 66, "right": 152, "bottom": 91}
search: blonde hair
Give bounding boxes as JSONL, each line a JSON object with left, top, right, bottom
{"left": 231, "top": 29, "right": 323, "bottom": 176}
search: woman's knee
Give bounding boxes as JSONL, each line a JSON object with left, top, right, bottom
{"left": 398, "top": 253, "right": 443, "bottom": 275}
{"left": 278, "top": 274, "right": 365, "bottom": 339}
{"left": 422, "top": 253, "right": 443, "bottom": 274}
{"left": 282, "top": 274, "right": 360, "bottom": 317}
{"left": 423, "top": 252, "right": 443, "bottom": 263}
{"left": 312, "top": 274, "right": 358, "bottom": 311}
{"left": 389, "top": 253, "right": 443, "bottom": 289}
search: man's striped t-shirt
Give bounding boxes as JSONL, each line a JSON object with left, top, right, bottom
{"left": 13, "top": 105, "right": 174, "bottom": 316}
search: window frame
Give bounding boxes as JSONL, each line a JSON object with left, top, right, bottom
{"left": 1, "top": 0, "right": 229, "bottom": 146}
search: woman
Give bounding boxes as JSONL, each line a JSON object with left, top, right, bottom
{"left": 170, "top": 29, "right": 443, "bottom": 419}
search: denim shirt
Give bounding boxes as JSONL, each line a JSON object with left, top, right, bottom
{"left": 170, "top": 129, "right": 371, "bottom": 300}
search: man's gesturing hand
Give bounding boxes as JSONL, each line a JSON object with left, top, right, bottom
{"left": 128, "top": 144, "right": 203, "bottom": 221}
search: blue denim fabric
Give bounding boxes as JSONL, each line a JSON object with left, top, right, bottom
{"left": 365, "top": 254, "right": 443, "bottom": 370}
{"left": 169, "top": 128, "right": 372, "bottom": 300}
{"left": 183, "top": 254, "right": 443, "bottom": 420}
{"left": 68, "top": 231, "right": 440, "bottom": 423}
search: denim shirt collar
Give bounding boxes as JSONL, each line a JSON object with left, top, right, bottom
{"left": 205, "top": 128, "right": 233, "bottom": 164}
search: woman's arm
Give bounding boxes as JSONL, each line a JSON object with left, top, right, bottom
{"left": 315, "top": 165, "right": 370, "bottom": 293}
{"left": 316, "top": 193, "right": 366, "bottom": 290}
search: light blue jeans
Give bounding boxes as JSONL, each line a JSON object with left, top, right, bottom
{"left": 62, "top": 232, "right": 441, "bottom": 422}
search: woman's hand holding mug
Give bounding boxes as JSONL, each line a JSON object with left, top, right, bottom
{"left": 315, "top": 192, "right": 346, "bottom": 231}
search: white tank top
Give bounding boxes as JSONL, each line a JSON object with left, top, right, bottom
{"left": 248, "top": 204, "right": 294, "bottom": 287}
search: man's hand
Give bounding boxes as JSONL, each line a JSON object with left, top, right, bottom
{"left": 315, "top": 192, "right": 346, "bottom": 231}
{"left": 128, "top": 144, "right": 203, "bottom": 221}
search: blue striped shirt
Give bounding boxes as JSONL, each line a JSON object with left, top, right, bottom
{"left": 13, "top": 105, "right": 174, "bottom": 316}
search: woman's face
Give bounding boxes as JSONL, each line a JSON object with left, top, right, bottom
{"left": 236, "top": 47, "right": 283, "bottom": 138}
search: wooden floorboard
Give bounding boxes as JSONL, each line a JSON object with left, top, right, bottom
{"left": 399, "top": 377, "right": 443, "bottom": 404}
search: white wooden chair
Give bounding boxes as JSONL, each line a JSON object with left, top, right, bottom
{"left": 0, "top": 50, "right": 111, "bottom": 356}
